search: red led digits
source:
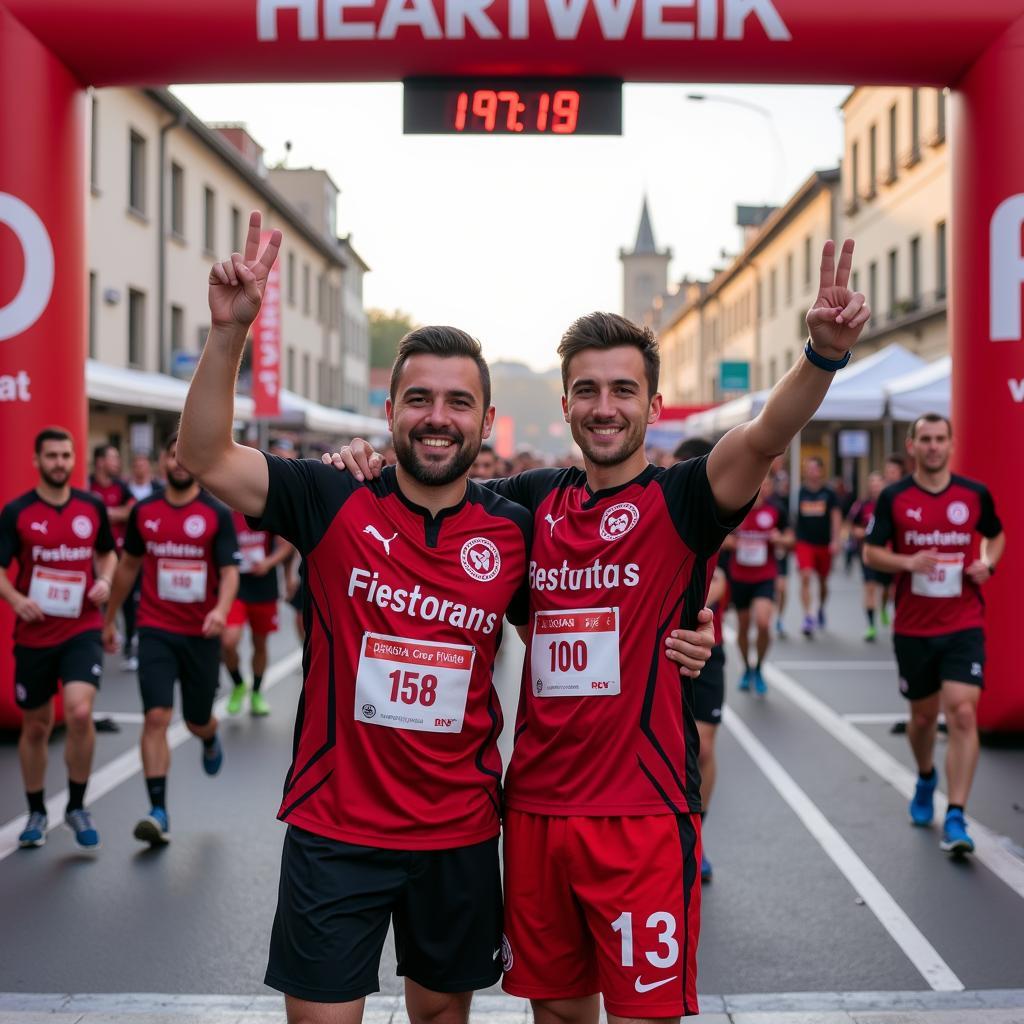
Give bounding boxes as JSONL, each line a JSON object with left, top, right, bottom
{"left": 552, "top": 90, "right": 580, "bottom": 133}
{"left": 472, "top": 89, "right": 498, "bottom": 131}
{"left": 449, "top": 85, "right": 590, "bottom": 133}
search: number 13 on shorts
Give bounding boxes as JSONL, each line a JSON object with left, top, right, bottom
{"left": 611, "top": 911, "right": 679, "bottom": 969}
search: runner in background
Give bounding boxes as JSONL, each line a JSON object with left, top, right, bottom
{"left": 877, "top": 453, "right": 908, "bottom": 627}
{"left": 769, "top": 455, "right": 793, "bottom": 638}
{"left": 128, "top": 450, "right": 164, "bottom": 502}
{"left": 847, "top": 471, "right": 885, "bottom": 641}
{"left": 795, "top": 456, "right": 841, "bottom": 637}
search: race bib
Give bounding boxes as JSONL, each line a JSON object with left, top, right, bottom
{"left": 354, "top": 632, "right": 476, "bottom": 734}
{"left": 239, "top": 545, "right": 266, "bottom": 573}
{"left": 736, "top": 535, "right": 769, "bottom": 567}
{"left": 531, "top": 608, "right": 620, "bottom": 697}
{"left": 157, "top": 558, "right": 208, "bottom": 603}
{"left": 29, "top": 566, "right": 86, "bottom": 619}
{"left": 911, "top": 553, "right": 964, "bottom": 598}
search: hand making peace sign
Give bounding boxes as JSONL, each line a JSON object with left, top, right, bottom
{"left": 208, "top": 211, "right": 283, "bottom": 330}
{"left": 806, "top": 239, "right": 870, "bottom": 358}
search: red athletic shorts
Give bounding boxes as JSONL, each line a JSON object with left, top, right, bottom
{"left": 226, "top": 598, "right": 279, "bottom": 634}
{"left": 501, "top": 810, "right": 701, "bottom": 1017}
{"left": 795, "top": 541, "right": 832, "bottom": 578}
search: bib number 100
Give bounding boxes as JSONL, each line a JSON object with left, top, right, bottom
{"left": 389, "top": 669, "right": 438, "bottom": 707}
{"left": 549, "top": 639, "right": 588, "bottom": 673}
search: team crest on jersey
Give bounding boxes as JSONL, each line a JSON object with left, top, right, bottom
{"left": 947, "top": 501, "right": 970, "bottom": 526}
{"left": 600, "top": 502, "right": 640, "bottom": 541}
{"left": 461, "top": 537, "right": 500, "bottom": 582}
{"left": 184, "top": 514, "right": 207, "bottom": 539}
{"left": 500, "top": 934, "right": 514, "bottom": 972}
{"left": 71, "top": 515, "right": 93, "bottom": 539}
{"left": 755, "top": 509, "right": 774, "bottom": 529}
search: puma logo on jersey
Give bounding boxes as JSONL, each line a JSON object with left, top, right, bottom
{"left": 544, "top": 513, "right": 564, "bottom": 537}
{"left": 144, "top": 519, "right": 161, "bottom": 532}
{"left": 906, "top": 507, "right": 923, "bottom": 522}
{"left": 363, "top": 525, "right": 398, "bottom": 555}
{"left": 29, "top": 521, "right": 48, "bottom": 534}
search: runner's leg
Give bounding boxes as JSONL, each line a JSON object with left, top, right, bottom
{"left": 906, "top": 693, "right": 940, "bottom": 776}
{"left": 405, "top": 982, "right": 472, "bottom": 1024}
{"left": 753, "top": 596, "right": 772, "bottom": 666}
{"left": 736, "top": 608, "right": 751, "bottom": 669}
{"left": 61, "top": 681, "right": 97, "bottom": 789}
{"left": 532, "top": 997, "right": 600, "bottom": 1024}
{"left": 284, "top": 996, "right": 365, "bottom": 1024}
{"left": 941, "top": 681, "right": 981, "bottom": 807}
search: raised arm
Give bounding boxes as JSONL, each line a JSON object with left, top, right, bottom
{"left": 178, "top": 211, "right": 281, "bottom": 517}
{"left": 707, "top": 240, "right": 870, "bottom": 514}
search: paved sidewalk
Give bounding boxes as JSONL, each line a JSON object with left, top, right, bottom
{"left": 4, "top": 991, "right": 1024, "bottom": 1023}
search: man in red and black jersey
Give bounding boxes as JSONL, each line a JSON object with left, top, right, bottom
{"left": 0, "top": 427, "right": 117, "bottom": 851}
{"left": 178, "top": 213, "right": 536, "bottom": 1024}
{"left": 864, "top": 414, "right": 1004, "bottom": 856}
{"left": 847, "top": 470, "right": 886, "bottom": 641}
{"left": 223, "top": 510, "right": 294, "bottom": 717}
{"left": 795, "top": 455, "right": 842, "bottom": 637}
{"left": 103, "top": 433, "right": 240, "bottom": 847}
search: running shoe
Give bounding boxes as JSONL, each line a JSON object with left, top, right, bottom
{"left": 864, "top": 625, "right": 877, "bottom": 642}
{"left": 226, "top": 683, "right": 247, "bottom": 716}
{"left": 700, "top": 853, "right": 713, "bottom": 883}
{"left": 909, "top": 771, "right": 938, "bottom": 826}
{"left": 64, "top": 808, "right": 100, "bottom": 850}
{"left": 752, "top": 668, "right": 767, "bottom": 695}
{"left": 202, "top": 734, "right": 224, "bottom": 776}
{"left": 802, "top": 614, "right": 815, "bottom": 638}
{"left": 250, "top": 691, "right": 271, "bottom": 717}
{"left": 940, "top": 810, "right": 975, "bottom": 855}
{"left": 133, "top": 807, "right": 170, "bottom": 846}
{"left": 880, "top": 605, "right": 892, "bottom": 627}
{"left": 774, "top": 618, "right": 786, "bottom": 638}
{"left": 18, "top": 811, "right": 48, "bottom": 848}
{"left": 738, "top": 667, "right": 753, "bottom": 692}
{"left": 121, "top": 655, "right": 139, "bottom": 672}
{"left": 817, "top": 608, "right": 827, "bottom": 628}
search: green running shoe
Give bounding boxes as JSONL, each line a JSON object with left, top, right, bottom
{"left": 864, "top": 625, "right": 877, "bottom": 642}
{"left": 880, "top": 605, "right": 891, "bottom": 627}
{"left": 250, "top": 691, "right": 271, "bottom": 717}
{"left": 226, "top": 683, "right": 247, "bottom": 716}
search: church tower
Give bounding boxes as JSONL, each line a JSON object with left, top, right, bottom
{"left": 619, "top": 196, "right": 671, "bottom": 326}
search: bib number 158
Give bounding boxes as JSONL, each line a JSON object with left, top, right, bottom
{"left": 388, "top": 669, "right": 438, "bottom": 707}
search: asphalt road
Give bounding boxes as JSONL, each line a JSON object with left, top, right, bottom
{"left": 1, "top": 570, "right": 1022, "bottom": 1004}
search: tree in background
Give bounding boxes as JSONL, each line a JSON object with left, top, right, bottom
{"left": 369, "top": 309, "right": 417, "bottom": 369}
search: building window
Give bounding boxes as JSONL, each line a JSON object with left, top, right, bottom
{"left": 936, "top": 221, "right": 947, "bottom": 299}
{"left": 935, "top": 90, "right": 946, "bottom": 144}
{"left": 317, "top": 274, "right": 326, "bottom": 324}
{"left": 303, "top": 264, "right": 311, "bottom": 315}
{"left": 910, "top": 88, "right": 921, "bottom": 162}
{"left": 129, "top": 129, "right": 147, "bottom": 215}
{"left": 769, "top": 357, "right": 777, "bottom": 385}
{"left": 850, "top": 140, "right": 859, "bottom": 208}
{"left": 287, "top": 253, "right": 296, "bottom": 306}
{"left": 231, "top": 206, "right": 242, "bottom": 253}
{"left": 868, "top": 123, "right": 877, "bottom": 196}
{"left": 302, "top": 353, "right": 310, "bottom": 397}
{"left": 785, "top": 253, "right": 793, "bottom": 305}
{"left": 909, "top": 236, "right": 921, "bottom": 309}
{"left": 887, "top": 248, "right": 899, "bottom": 317}
{"left": 769, "top": 268, "right": 777, "bottom": 317}
{"left": 803, "top": 236, "right": 812, "bottom": 288}
{"left": 170, "top": 304, "right": 184, "bottom": 355}
{"left": 203, "top": 187, "right": 216, "bottom": 253}
{"left": 90, "top": 96, "right": 100, "bottom": 192}
{"left": 170, "top": 163, "right": 185, "bottom": 238}
{"left": 128, "top": 288, "right": 146, "bottom": 368}
{"left": 868, "top": 260, "right": 878, "bottom": 315}
{"left": 888, "top": 103, "right": 898, "bottom": 183}
{"left": 88, "top": 272, "right": 97, "bottom": 359}
{"left": 287, "top": 346, "right": 295, "bottom": 390}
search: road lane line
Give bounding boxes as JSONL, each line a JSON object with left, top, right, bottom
{"left": 772, "top": 661, "right": 896, "bottom": 671}
{"left": 0, "top": 649, "right": 302, "bottom": 863}
{"left": 722, "top": 705, "right": 964, "bottom": 992}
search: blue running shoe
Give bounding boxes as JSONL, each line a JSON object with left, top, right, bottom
{"left": 202, "top": 734, "right": 224, "bottom": 776}
{"left": 909, "top": 771, "right": 938, "bottom": 826}
{"left": 700, "top": 853, "right": 713, "bottom": 883}
{"left": 940, "top": 810, "right": 975, "bottom": 855}
{"left": 133, "top": 807, "right": 171, "bottom": 846}
{"left": 752, "top": 668, "right": 767, "bottom": 695}
{"left": 738, "top": 668, "right": 753, "bottom": 692}
{"left": 64, "top": 808, "right": 100, "bottom": 850}
{"left": 18, "top": 811, "right": 48, "bottom": 848}
{"left": 802, "top": 614, "right": 815, "bottom": 638}
{"left": 817, "top": 608, "right": 826, "bottom": 628}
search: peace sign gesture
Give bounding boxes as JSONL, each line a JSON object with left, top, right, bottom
{"left": 806, "top": 239, "right": 870, "bottom": 358}
{"left": 208, "top": 211, "right": 282, "bottom": 330}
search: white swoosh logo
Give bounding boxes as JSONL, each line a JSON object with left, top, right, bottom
{"left": 634, "top": 976, "right": 677, "bottom": 993}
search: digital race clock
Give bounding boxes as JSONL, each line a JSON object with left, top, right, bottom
{"left": 403, "top": 78, "right": 622, "bottom": 135}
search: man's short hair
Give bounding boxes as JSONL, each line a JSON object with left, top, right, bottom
{"left": 478, "top": 443, "right": 494, "bottom": 455}
{"left": 885, "top": 452, "right": 906, "bottom": 467}
{"left": 673, "top": 437, "right": 714, "bottom": 461}
{"left": 389, "top": 326, "right": 491, "bottom": 410}
{"left": 557, "top": 312, "right": 660, "bottom": 399}
{"left": 93, "top": 442, "right": 116, "bottom": 463}
{"left": 36, "top": 427, "right": 73, "bottom": 455}
{"left": 908, "top": 412, "right": 952, "bottom": 440}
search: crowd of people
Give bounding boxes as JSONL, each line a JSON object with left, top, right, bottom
{"left": 0, "top": 209, "right": 1004, "bottom": 1024}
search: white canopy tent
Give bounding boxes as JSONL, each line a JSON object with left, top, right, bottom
{"left": 279, "top": 389, "right": 389, "bottom": 438}
{"left": 882, "top": 356, "right": 951, "bottom": 421}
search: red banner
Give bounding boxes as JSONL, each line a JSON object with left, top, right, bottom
{"left": 251, "top": 230, "right": 282, "bottom": 418}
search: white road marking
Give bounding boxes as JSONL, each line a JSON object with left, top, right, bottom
{"left": 0, "top": 650, "right": 302, "bottom": 862}
{"left": 722, "top": 705, "right": 964, "bottom": 992}
{"left": 772, "top": 661, "right": 897, "bottom": 671}
{"left": 93, "top": 711, "right": 146, "bottom": 725}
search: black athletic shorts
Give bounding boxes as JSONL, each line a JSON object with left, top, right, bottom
{"left": 693, "top": 645, "right": 725, "bottom": 725}
{"left": 13, "top": 630, "right": 103, "bottom": 710}
{"left": 731, "top": 578, "right": 775, "bottom": 610}
{"left": 266, "top": 826, "right": 503, "bottom": 1003}
{"left": 860, "top": 557, "right": 892, "bottom": 586}
{"left": 138, "top": 627, "right": 221, "bottom": 724}
{"left": 775, "top": 554, "right": 789, "bottom": 577}
{"left": 893, "top": 628, "right": 985, "bottom": 701}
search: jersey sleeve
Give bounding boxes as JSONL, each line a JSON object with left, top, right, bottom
{"left": 214, "top": 502, "right": 242, "bottom": 569}
{"left": 93, "top": 500, "right": 116, "bottom": 554}
{"left": 864, "top": 487, "right": 894, "bottom": 547}
{"left": 0, "top": 502, "right": 20, "bottom": 568}
{"left": 124, "top": 504, "right": 145, "bottom": 557}
{"left": 661, "top": 456, "right": 756, "bottom": 557}
{"left": 248, "top": 453, "right": 359, "bottom": 555}
{"left": 978, "top": 486, "right": 1003, "bottom": 539}
{"left": 483, "top": 468, "right": 564, "bottom": 513}
{"left": 119, "top": 480, "right": 135, "bottom": 505}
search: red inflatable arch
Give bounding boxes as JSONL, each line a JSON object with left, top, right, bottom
{"left": 1, "top": 0, "right": 1023, "bottom": 728}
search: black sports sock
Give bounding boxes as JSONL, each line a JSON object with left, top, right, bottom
{"left": 866, "top": 608, "right": 876, "bottom": 626}
{"left": 146, "top": 776, "right": 167, "bottom": 810}
{"left": 228, "top": 667, "right": 244, "bottom": 687}
{"left": 919, "top": 767, "right": 937, "bottom": 782}
{"left": 252, "top": 674, "right": 264, "bottom": 693}
{"left": 66, "top": 779, "right": 88, "bottom": 813}
{"left": 947, "top": 803, "right": 965, "bottom": 815}
{"left": 26, "top": 789, "right": 46, "bottom": 815}
{"left": 202, "top": 732, "right": 218, "bottom": 750}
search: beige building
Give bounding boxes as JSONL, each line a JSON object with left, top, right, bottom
{"left": 86, "top": 87, "right": 375, "bottom": 458}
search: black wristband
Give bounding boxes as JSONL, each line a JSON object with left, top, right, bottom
{"left": 804, "top": 339, "right": 851, "bottom": 372}
{"left": 986, "top": 561, "right": 996, "bottom": 576}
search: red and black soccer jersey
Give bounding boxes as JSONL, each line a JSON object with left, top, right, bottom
{"left": 796, "top": 485, "right": 838, "bottom": 545}
{"left": 125, "top": 492, "right": 240, "bottom": 637}
{"left": 89, "top": 475, "right": 133, "bottom": 550}
{"left": 865, "top": 475, "right": 1002, "bottom": 637}
{"left": 729, "top": 501, "right": 783, "bottom": 584}
{"left": 849, "top": 498, "right": 875, "bottom": 531}
{"left": 487, "top": 456, "right": 752, "bottom": 818}
{"left": 0, "top": 489, "right": 115, "bottom": 648}
{"left": 232, "top": 510, "right": 280, "bottom": 604}
{"left": 250, "top": 455, "right": 531, "bottom": 850}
